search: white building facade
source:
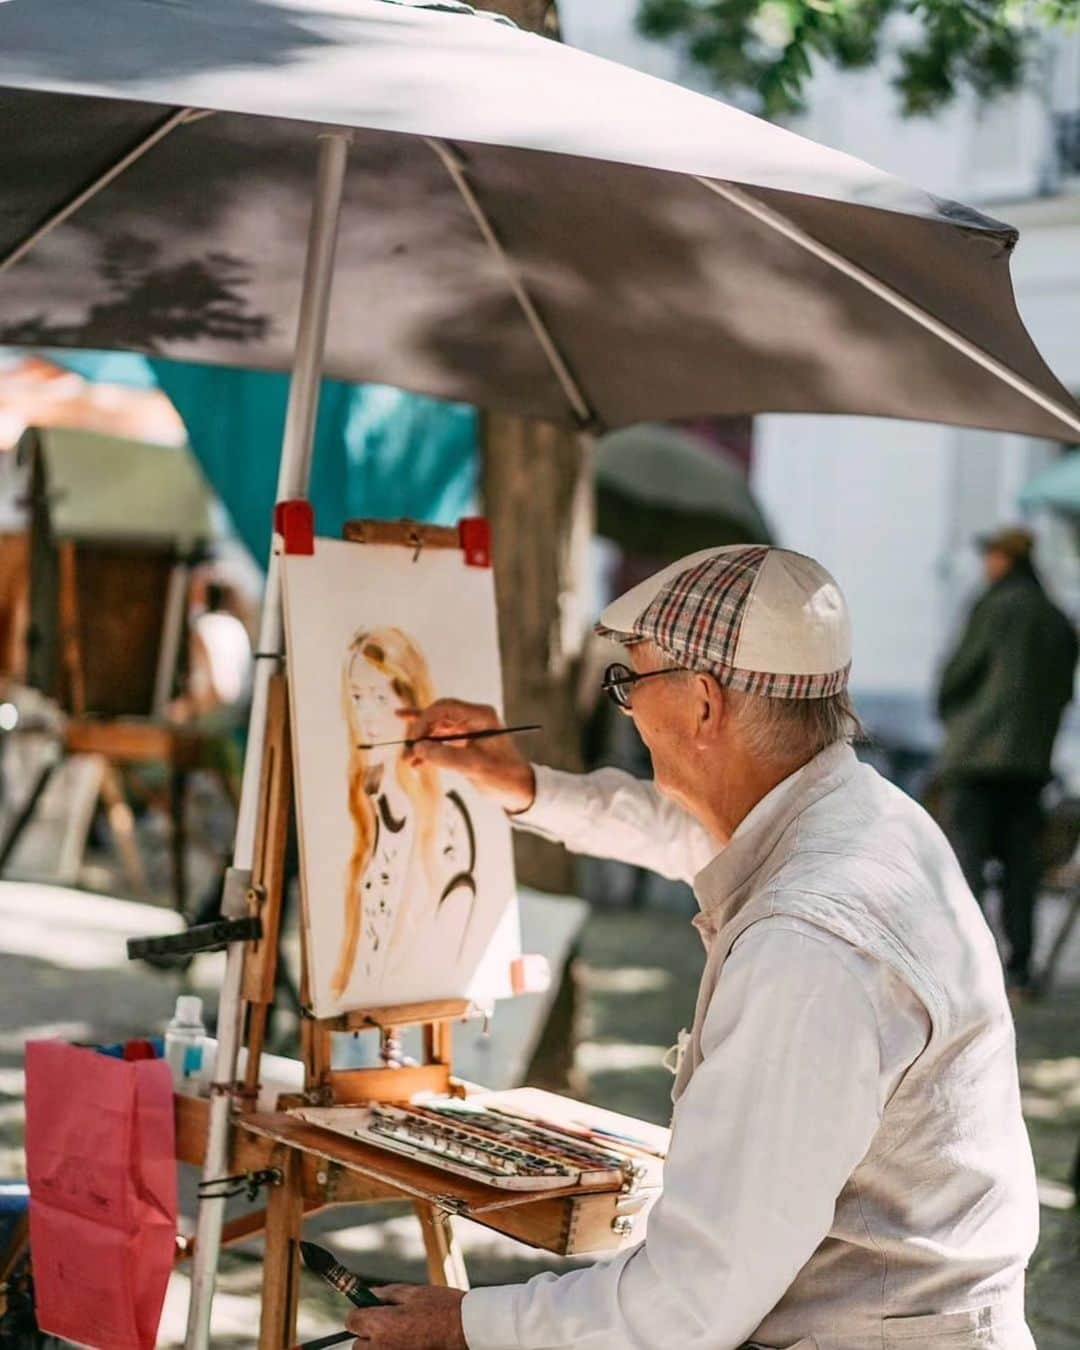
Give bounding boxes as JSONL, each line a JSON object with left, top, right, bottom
{"left": 562, "top": 4, "right": 1080, "bottom": 777}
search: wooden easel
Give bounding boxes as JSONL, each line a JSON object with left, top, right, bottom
{"left": 172, "top": 518, "right": 663, "bottom": 1350}
{"left": 236, "top": 521, "right": 476, "bottom": 1339}
{"left": 3, "top": 529, "right": 214, "bottom": 907}
{"left": 16, "top": 427, "right": 219, "bottom": 907}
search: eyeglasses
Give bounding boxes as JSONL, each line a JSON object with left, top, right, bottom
{"left": 601, "top": 661, "right": 685, "bottom": 712}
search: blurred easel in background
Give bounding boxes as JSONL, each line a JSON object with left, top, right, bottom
{"left": 0, "top": 426, "right": 228, "bottom": 908}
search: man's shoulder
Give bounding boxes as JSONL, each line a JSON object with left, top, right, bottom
{"left": 987, "top": 574, "right": 1066, "bottom": 618}
{"left": 978, "top": 578, "right": 1035, "bottom": 618}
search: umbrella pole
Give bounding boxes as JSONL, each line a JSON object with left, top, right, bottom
{"left": 184, "top": 129, "right": 350, "bottom": 1350}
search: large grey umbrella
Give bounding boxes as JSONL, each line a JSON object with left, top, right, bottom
{"left": 1, "top": 0, "right": 1079, "bottom": 440}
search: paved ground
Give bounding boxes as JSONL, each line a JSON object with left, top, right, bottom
{"left": 1, "top": 861, "right": 1078, "bottom": 1345}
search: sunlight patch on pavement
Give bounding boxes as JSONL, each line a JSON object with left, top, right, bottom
{"left": 158, "top": 1269, "right": 339, "bottom": 1348}
{"left": 1037, "top": 1176, "right": 1077, "bottom": 1211}
{"left": 579, "top": 966, "right": 672, "bottom": 994}
{"left": 0, "top": 1068, "right": 26, "bottom": 1095}
{"left": 0, "top": 1147, "right": 25, "bottom": 1178}
{"left": 1021, "top": 1056, "right": 1080, "bottom": 1093}
{"left": 328, "top": 1212, "right": 429, "bottom": 1260}
{"left": 0, "top": 1020, "right": 91, "bottom": 1052}
{"left": 0, "top": 881, "right": 182, "bottom": 970}
{"left": 325, "top": 1212, "right": 583, "bottom": 1273}
{"left": 575, "top": 1041, "right": 669, "bottom": 1073}
{"left": 0, "top": 1100, "right": 26, "bottom": 1126}
{"left": 1022, "top": 1094, "right": 1071, "bottom": 1121}
{"left": 1020, "top": 1055, "right": 1080, "bottom": 1121}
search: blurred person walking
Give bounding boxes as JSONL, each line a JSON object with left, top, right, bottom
{"left": 937, "top": 526, "right": 1077, "bottom": 995}
{"left": 171, "top": 580, "right": 254, "bottom": 724}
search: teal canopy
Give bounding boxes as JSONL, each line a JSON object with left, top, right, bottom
{"left": 1018, "top": 452, "right": 1080, "bottom": 518}
{"left": 45, "top": 352, "right": 478, "bottom": 562}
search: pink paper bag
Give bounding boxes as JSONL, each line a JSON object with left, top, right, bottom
{"left": 24, "top": 1041, "right": 177, "bottom": 1350}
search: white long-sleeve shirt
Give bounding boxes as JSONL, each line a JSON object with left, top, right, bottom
{"left": 462, "top": 764, "right": 930, "bottom": 1350}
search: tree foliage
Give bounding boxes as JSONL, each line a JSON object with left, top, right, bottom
{"left": 637, "top": 0, "right": 1080, "bottom": 118}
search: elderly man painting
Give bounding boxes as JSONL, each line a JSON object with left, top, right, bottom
{"left": 347, "top": 546, "right": 1038, "bottom": 1350}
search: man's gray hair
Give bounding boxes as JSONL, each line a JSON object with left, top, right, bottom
{"left": 723, "top": 685, "right": 864, "bottom": 763}
{"left": 635, "top": 640, "right": 862, "bottom": 763}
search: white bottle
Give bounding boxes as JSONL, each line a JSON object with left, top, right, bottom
{"left": 164, "top": 994, "right": 206, "bottom": 1087}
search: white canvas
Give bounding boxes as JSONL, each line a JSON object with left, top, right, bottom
{"left": 281, "top": 536, "right": 520, "bottom": 1018}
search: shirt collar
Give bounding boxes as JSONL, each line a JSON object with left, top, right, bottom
{"left": 692, "top": 741, "right": 859, "bottom": 931}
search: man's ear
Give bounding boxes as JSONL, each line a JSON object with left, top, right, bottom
{"left": 694, "top": 672, "right": 723, "bottom": 741}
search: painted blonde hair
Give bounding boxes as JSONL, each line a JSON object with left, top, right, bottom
{"left": 331, "top": 627, "right": 442, "bottom": 1000}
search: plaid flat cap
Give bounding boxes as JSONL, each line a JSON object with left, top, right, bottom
{"left": 596, "top": 545, "right": 851, "bottom": 699}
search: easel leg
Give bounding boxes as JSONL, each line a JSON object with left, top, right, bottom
{"left": 99, "top": 763, "right": 147, "bottom": 895}
{"left": 259, "top": 1146, "right": 303, "bottom": 1350}
{"left": 0, "top": 757, "right": 57, "bottom": 873}
{"left": 170, "top": 765, "right": 189, "bottom": 914}
{"left": 415, "top": 1201, "right": 470, "bottom": 1291}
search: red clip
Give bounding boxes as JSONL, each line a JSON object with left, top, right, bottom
{"left": 274, "top": 500, "right": 314, "bottom": 556}
{"left": 458, "top": 517, "right": 491, "bottom": 568}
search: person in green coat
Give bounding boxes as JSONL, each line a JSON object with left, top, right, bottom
{"left": 938, "top": 526, "right": 1078, "bottom": 992}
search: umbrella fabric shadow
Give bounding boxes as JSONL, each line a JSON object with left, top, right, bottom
{"left": 2, "top": 235, "right": 272, "bottom": 352}
{"left": 0, "top": 0, "right": 335, "bottom": 85}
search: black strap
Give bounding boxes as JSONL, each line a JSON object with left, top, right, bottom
{"left": 126, "top": 916, "right": 262, "bottom": 961}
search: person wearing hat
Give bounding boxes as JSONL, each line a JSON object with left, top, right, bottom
{"left": 937, "top": 525, "right": 1077, "bottom": 994}
{"left": 347, "top": 546, "right": 1037, "bottom": 1350}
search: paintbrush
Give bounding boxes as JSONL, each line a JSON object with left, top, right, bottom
{"left": 299, "top": 1241, "right": 386, "bottom": 1310}
{"left": 289, "top": 1331, "right": 353, "bottom": 1350}
{"left": 357, "top": 723, "right": 541, "bottom": 751}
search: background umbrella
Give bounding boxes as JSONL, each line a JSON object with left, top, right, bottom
{"left": 1019, "top": 453, "right": 1080, "bottom": 519}
{"left": 594, "top": 423, "right": 772, "bottom": 560}
{"left": 1, "top": 0, "right": 1079, "bottom": 441}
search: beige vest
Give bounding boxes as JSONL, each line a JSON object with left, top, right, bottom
{"left": 675, "top": 744, "right": 1038, "bottom": 1350}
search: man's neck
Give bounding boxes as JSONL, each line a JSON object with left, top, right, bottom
{"left": 690, "top": 751, "right": 812, "bottom": 847}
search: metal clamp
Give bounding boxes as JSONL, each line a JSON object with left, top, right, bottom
{"left": 432, "top": 1195, "right": 471, "bottom": 1218}
{"left": 221, "top": 865, "right": 254, "bottom": 919}
{"left": 197, "top": 1167, "right": 283, "bottom": 1202}
{"left": 206, "top": 1080, "right": 259, "bottom": 1105}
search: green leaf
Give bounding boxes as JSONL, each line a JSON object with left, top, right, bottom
{"left": 636, "top": 0, "right": 1072, "bottom": 117}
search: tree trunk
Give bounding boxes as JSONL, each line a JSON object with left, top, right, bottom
{"left": 488, "top": 0, "right": 560, "bottom": 35}
{"left": 478, "top": 0, "right": 589, "bottom": 894}
{"left": 482, "top": 413, "right": 591, "bottom": 892}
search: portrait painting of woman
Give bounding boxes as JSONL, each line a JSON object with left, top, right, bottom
{"left": 282, "top": 535, "right": 519, "bottom": 1017}
{"left": 333, "top": 626, "right": 480, "bottom": 1000}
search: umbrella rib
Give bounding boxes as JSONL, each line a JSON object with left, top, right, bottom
{"left": 695, "top": 176, "right": 1080, "bottom": 439}
{"left": 426, "top": 137, "right": 595, "bottom": 428}
{"left": 0, "top": 106, "right": 205, "bottom": 277}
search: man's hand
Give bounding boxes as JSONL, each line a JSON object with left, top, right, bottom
{"left": 403, "top": 699, "right": 536, "bottom": 814}
{"left": 346, "top": 1284, "right": 467, "bottom": 1349}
